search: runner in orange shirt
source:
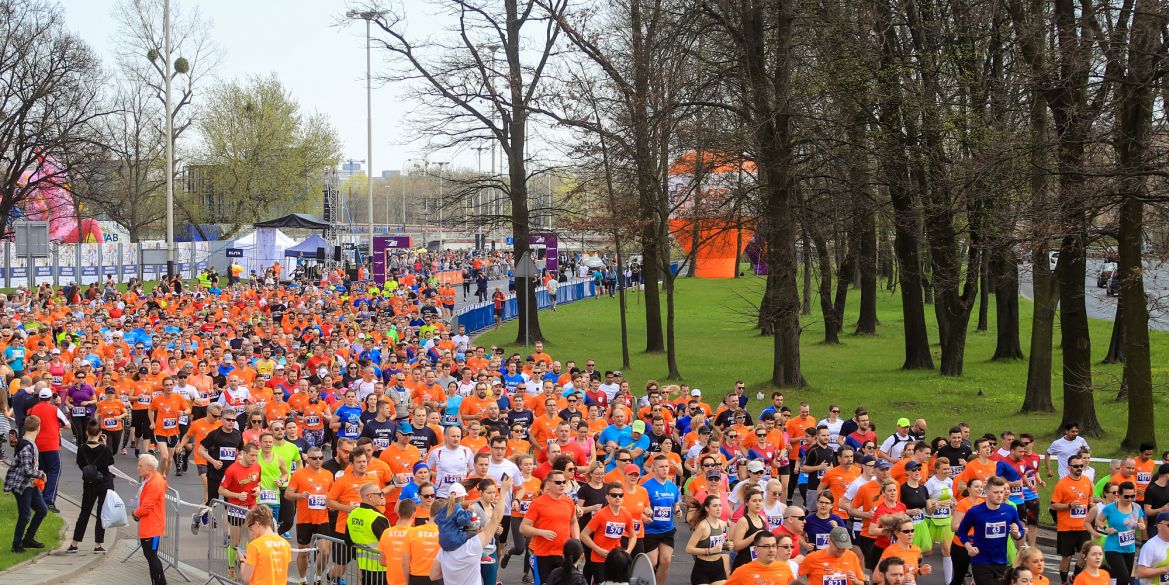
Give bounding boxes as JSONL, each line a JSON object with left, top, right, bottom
{"left": 285, "top": 446, "right": 334, "bottom": 582}
{"left": 178, "top": 404, "right": 223, "bottom": 502}
{"left": 581, "top": 481, "right": 638, "bottom": 576}
{"left": 95, "top": 386, "right": 129, "bottom": 456}
{"left": 402, "top": 518, "right": 440, "bottom": 582}
{"left": 799, "top": 527, "right": 865, "bottom": 585}
{"left": 378, "top": 499, "right": 417, "bottom": 585}
{"left": 149, "top": 376, "right": 188, "bottom": 477}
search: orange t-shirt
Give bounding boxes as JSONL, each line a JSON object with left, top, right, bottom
{"left": 728, "top": 560, "right": 797, "bottom": 585}
{"left": 149, "top": 392, "right": 187, "bottom": 437}
{"left": 956, "top": 459, "right": 998, "bottom": 491}
{"left": 622, "top": 484, "right": 651, "bottom": 537}
{"left": 1134, "top": 458, "right": 1157, "bottom": 500}
{"left": 799, "top": 548, "right": 864, "bottom": 585}
{"left": 786, "top": 415, "right": 816, "bottom": 460}
{"left": 328, "top": 471, "right": 386, "bottom": 532}
{"left": 288, "top": 467, "right": 335, "bottom": 526}
{"left": 378, "top": 524, "right": 413, "bottom": 585}
{"left": 95, "top": 399, "right": 127, "bottom": 432}
{"left": 185, "top": 416, "right": 221, "bottom": 465}
{"left": 525, "top": 493, "right": 577, "bottom": 557}
{"left": 821, "top": 465, "right": 862, "bottom": 519}
{"left": 1072, "top": 570, "right": 1110, "bottom": 585}
{"left": 585, "top": 506, "right": 635, "bottom": 562}
{"left": 880, "top": 543, "right": 923, "bottom": 580}
{"left": 1051, "top": 475, "right": 1095, "bottom": 531}
{"left": 512, "top": 475, "right": 542, "bottom": 518}
{"left": 406, "top": 524, "right": 440, "bottom": 577}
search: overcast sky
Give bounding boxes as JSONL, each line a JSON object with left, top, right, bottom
{"left": 60, "top": 0, "right": 481, "bottom": 174}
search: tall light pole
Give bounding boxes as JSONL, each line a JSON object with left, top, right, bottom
{"left": 403, "top": 158, "right": 419, "bottom": 230}
{"left": 163, "top": 0, "right": 174, "bottom": 278}
{"left": 346, "top": 10, "right": 386, "bottom": 253}
{"left": 435, "top": 161, "right": 449, "bottom": 250}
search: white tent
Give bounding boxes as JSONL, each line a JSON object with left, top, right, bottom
{"left": 231, "top": 228, "right": 296, "bottom": 276}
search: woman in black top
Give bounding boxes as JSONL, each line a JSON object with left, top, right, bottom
{"left": 70, "top": 421, "right": 116, "bottom": 553}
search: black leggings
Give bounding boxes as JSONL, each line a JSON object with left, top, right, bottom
{"left": 1105, "top": 551, "right": 1134, "bottom": 585}
{"left": 535, "top": 555, "right": 563, "bottom": 585}
{"left": 73, "top": 483, "right": 109, "bottom": 544}
{"left": 141, "top": 536, "right": 167, "bottom": 585}
{"left": 950, "top": 543, "right": 972, "bottom": 585}
{"left": 104, "top": 430, "right": 124, "bottom": 453}
{"left": 72, "top": 416, "right": 90, "bottom": 445}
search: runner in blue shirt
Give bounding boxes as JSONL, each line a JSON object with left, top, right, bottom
{"left": 642, "top": 454, "right": 682, "bottom": 585}
{"left": 956, "top": 476, "right": 1026, "bottom": 585}
{"left": 331, "top": 389, "right": 364, "bottom": 440}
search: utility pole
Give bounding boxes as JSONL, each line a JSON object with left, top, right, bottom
{"left": 164, "top": 0, "right": 174, "bottom": 278}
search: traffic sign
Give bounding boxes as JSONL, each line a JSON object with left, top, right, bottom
{"left": 514, "top": 252, "right": 539, "bottom": 278}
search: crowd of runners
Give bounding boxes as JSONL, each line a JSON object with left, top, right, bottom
{"left": 2, "top": 257, "right": 1169, "bottom": 585}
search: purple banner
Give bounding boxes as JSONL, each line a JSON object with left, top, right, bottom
{"left": 372, "top": 235, "right": 412, "bottom": 285}
{"left": 529, "top": 232, "right": 559, "bottom": 274}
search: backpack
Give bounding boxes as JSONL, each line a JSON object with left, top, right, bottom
{"left": 80, "top": 447, "right": 104, "bottom": 485}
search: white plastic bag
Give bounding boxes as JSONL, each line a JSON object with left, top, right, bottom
{"left": 101, "top": 489, "right": 128, "bottom": 529}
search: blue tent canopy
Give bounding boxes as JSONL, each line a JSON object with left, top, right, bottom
{"left": 285, "top": 235, "right": 331, "bottom": 258}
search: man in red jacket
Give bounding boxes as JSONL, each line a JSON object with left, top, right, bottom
{"left": 27, "top": 386, "right": 70, "bottom": 513}
{"left": 135, "top": 454, "right": 168, "bottom": 585}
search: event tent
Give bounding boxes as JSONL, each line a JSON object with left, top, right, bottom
{"left": 285, "top": 234, "right": 331, "bottom": 258}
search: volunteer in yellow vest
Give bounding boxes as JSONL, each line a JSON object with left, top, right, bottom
{"left": 347, "top": 482, "right": 391, "bottom": 580}
{"left": 241, "top": 505, "right": 291, "bottom": 585}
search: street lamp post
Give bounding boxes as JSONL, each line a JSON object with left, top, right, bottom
{"left": 435, "top": 161, "right": 449, "bottom": 250}
{"left": 346, "top": 9, "right": 386, "bottom": 253}
{"left": 164, "top": 0, "right": 174, "bottom": 278}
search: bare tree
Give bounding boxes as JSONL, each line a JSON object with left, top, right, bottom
{"left": 0, "top": 0, "right": 109, "bottom": 238}
{"left": 364, "top": 0, "right": 565, "bottom": 345}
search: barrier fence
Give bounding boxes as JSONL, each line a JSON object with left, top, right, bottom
{"left": 305, "top": 533, "right": 382, "bottom": 585}
{"left": 454, "top": 277, "right": 596, "bottom": 334}
{"left": 0, "top": 240, "right": 212, "bottom": 288}
{"left": 204, "top": 499, "right": 252, "bottom": 585}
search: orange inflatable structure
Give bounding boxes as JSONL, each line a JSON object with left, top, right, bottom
{"left": 667, "top": 151, "right": 754, "bottom": 278}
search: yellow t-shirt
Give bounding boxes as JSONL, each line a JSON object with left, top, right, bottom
{"left": 244, "top": 532, "right": 291, "bottom": 585}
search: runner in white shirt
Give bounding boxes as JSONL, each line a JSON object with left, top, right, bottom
{"left": 818, "top": 405, "right": 845, "bottom": 452}
{"left": 350, "top": 366, "right": 378, "bottom": 402}
{"left": 485, "top": 436, "right": 521, "bottom": 514}
{"left": 451, "top": 326, "right": 471, "bottom": 353}
{"left": 1045, "top": 422, "right": 1090, "bottom": 479}
{"left": 425, "top": 426, "right": 474, "bottom": 498}
{"left": 1135, "top": 511, "right": 1169, "bottom": 585}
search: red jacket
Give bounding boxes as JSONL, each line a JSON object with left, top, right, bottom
{"left": 135, "top": 471, "right": 168, "bottom": 539}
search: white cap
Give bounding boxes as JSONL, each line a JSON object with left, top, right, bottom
{"left": 691, "top": 389, "right": 702, "bottom": 397}
{"left": 448, "top": 482, "right": 468, "bottom": 498}
{"left": 747, "top": 460, "right": 765, "bottom": 473}
{"left": 38, "top": 388, "right": 53, "bottom": 399}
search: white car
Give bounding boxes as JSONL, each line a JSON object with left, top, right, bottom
{"left": 1097, "top": 262, "right": 1117, "bottom": 288}
{"left": 1048, "top": 251, "right": 1059, "bottom": 272}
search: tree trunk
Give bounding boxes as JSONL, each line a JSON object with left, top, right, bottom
{"left": 851, "top": 106, "right": 878, "bottom": 335}
{"left": 977, "top": 254, "right": 989, "bottom": 331}
{"left": 596, "top": 108, "right": 631, "bottom": 369}
{"left": 811, "top": 231, "right": 841, "bottom": 344}
{"left": 873, "top": 0, "right": 933, "bottom": 370}
{"left": 1103, "top": 298, "right": 1126, "bottom": 364}
{"left": 801, "top": 232, "right": 813, "bottom": 315}
{"left": 991, "top": 247, "right": 1024, "bottom": 360}
{"left": 1022, "top": 86, "right": 1055, "bottom": 412}
{"left": 1114, "top": 0, "right": 1160, "bottom": 449}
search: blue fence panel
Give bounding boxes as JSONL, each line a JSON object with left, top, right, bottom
{"left": 455, "top": 279, "right": 596, "bottom": 335}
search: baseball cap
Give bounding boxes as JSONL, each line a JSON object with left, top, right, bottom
{"left": 906, "top": 461, "right": 922, "bottom": 472}
{"left": 631, "top": 420, "right": 646, "bottom": 434}
{"left": 690, "top": 389, "right": 702, "bottom": 397}
{"left": 50, "top": 348, "right": 60, "bottom": 354}
{"left": 876, "top": 459, "right": 893, "bottom": 471}
{"left": 747, "top": 460, "right": 765, "bottom": 473}
{"left": 623, "top": 464, "right": 641, "bottom": 476}
{"left": 896, "top": 417, "right": 911, "bottom": 427}
{"left": 1156, "top": 511, "right": 1169, "bottom": 525}
{"left": 275, "top": 364, "right": 285, "bottom": 370}
{"left": 448, "top": 483, "right": 468, "bottom": 498}
{"left": 858, "top": 455, "right": 876, "bottom": 466}
{"left": 829, "top": 526, "right": 852, "bottom": 549}
{"left": 396, "top": 422, "right": 415, "bottom": 435}
{"left": 613, "top": 370, "right": 623, "bottom": 377}
{"left": 37, "top": 388, "right": 52, "bottom": 399}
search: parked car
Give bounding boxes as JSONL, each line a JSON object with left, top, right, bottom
{"left": 1107, "top": 272, "right": 1120, "bottom": 296}
{"left": 1048, "top": 250, "right": 1060, "bottom": 271}
{"left": 1097, "top": 261, "right": 1117, "bottom": 288}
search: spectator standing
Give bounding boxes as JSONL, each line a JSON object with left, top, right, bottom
{"left": 4, "top": 415, "right": 47, "bottom": 553}
{"left": 27, "top": 386, "right": 69, "bottom": 513}
{"left": 68, "top": 422, "right": 115, "bottom": 553}
{"left": 134, "top": 454, "right": 168, "bottom": 585}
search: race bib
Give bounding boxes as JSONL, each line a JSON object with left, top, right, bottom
{"left": 603, "top": 521, "right": 625, "bottom": 538}
{"left": 1010, "top": 484, "right": 1023, "bottom": 496}
{"left": 228, "top": 505, "right": 247, "bottom": 519}
{"left": 984, "top": 521, "right": 1007, "bottom": 539}
{"left": 817, "top": 468, "right": 826, "bottom": 479}
{"left": 749, "top": 546, "right": 757, "bottom": 560}
{"left": 52, "top": 375, "right": 63, "bottom": 385}
{"left": 137, "top": 395, "right": 151, "bottom": 405}
{"left": 632, "top": 520, "right": 642, "bottom": 533}
{"left": 72, "top": 406, "right": 88, "bottom": 417}
{"left": 519, "top": 500, "right": 531, "bottom": 513}
{"left": 950, "top": 465, "right": 964, "bottom": 477}
{"left": 826, "top": 573, "right": 848, "bottom": 585}
{"left": 1137, "top": 472, "right": 1152, "bottom": 483}
{"left": 1117, "top": 530, "right": 1135, "bottom": 547}
{"left": 1069, "top": 505, "right": 1087, "bottom": 519}
{"left": 767, "top": 514, "right": 783, "bottom": 531}
{"left": 816, "top": 532, "right": 831, "bottom": 549}
{"left": 258, "top": 489, "right": 279, "bottom": 505}
{"left": 652, "top": 506, "right": 672, "bottom": 521}
{"left": 908, "top": 510, "right": 924, "bottom": 523}
{"left": 307, "top": 495, "right": 327, "bottom": 510}
{"left": 442, "top": 414, "right": 459, "bottom": 426}
{"left": 305, "top": 416, "right": 320, "bottom": 426}
{"left": 1160, "top": 573, "right": 1169, "bottom": 584}
{"left": 179, "top": 414, "right": 189, "bottom": 426}
{"left": 103, "top": 417, "right": 119, "bottom": 429}
{"left": 442, "top": 474, "right": 464, "bottom": 485}
{"left": 373, "top": 438, "right": 389, "bottom": 449}
{"left": 219, "top": 447, "right": 237, "bottom": 461}
{"left": 344, "top": 423, "right": 359, "bottom": 435}
{"left": 161, "top": 418, "right": 178, "bottom": 430}
{"left": 933, "top": 503, "right": 951, "bottom": 518}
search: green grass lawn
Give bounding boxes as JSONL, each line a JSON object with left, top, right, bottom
{"left": 478, "top": 275, "right": 1169, "bottom": 461}
{"left": 0, "top": 478, "right": 64, "bottom": 570}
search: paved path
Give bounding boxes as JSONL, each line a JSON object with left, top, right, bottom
{"left": 1018, "top": 257, "right": 1169, "bottom": 330}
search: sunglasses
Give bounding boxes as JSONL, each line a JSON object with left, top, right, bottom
{"left": 306, "top": 456, "right": 323, "bottom": 460}
{"left": 551, "top": 479, "right": 567, "bottom": 485}
{"left": 830, "top": 410, "right": 840, "bottom": 414}
{"left": 787, "top": 515, "right": 806, "bottom": 521}
{"left": 1070, "top": 465, "right": 1085, "bottom": 469}
{"left": 608, "top": 492, "right": 624, "bottom": 498}
{"left": 618, "top": 458, "right": 631, "bottom": 463}
{"left": 777, "top": 544, "right": 794, "bottom": 550}
{"left": 421, "top": 494, "right": 436, "bottom": 499}
{"left": 751, "top": 470, "right": 764, "bottom": 474}
{"left": 1122, "top": 494, "right": 1136, "bottom": 499}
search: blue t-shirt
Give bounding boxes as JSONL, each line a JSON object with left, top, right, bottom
{"left": 956, "top": 502, "right": 1025, "bottom": 565}
{"left": 334, "top": 405, "right": 363, "bottom": 439}
{"left": 598, "top": 424, "right": 633, "bottom": 454}
{"left": 805, "top": 513, "right": 846, "bottom": 549}
{"left": 443, "top": 396, "right": 463, "bottom": 426}
{"left": 642, "top": 478, "right": 680, "bottom": 535}
{"left": 501, "top": 373, "right": 525, "bottom": 392}
{"left": 629, "top": 435, "right": 651, "bottom": 468}
{"left": 995, "top": 462, "right": 1026, "bottom": 505}
{"left": 1099, "top": 502, "right": 1145, "bottom": 553}
{"left": 4, "top": 346, "right": 26, "bottom": 371}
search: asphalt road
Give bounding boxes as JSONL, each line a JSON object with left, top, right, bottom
{"left": 1018, "top": 256, "right": 1169, "bottom": 331}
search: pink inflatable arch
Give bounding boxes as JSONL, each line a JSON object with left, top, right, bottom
{"left": 14, "top": 153, "right": 105, "bottom": 243}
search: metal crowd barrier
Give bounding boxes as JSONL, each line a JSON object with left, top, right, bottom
{"left": 203, "top": 499, "right": 252, "bottom": 585}
{"left": 305, "top": 532, "right": 383, "bottom": 585}
{"left": 122, "top": 485, "right": 192, "bottom": 582}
